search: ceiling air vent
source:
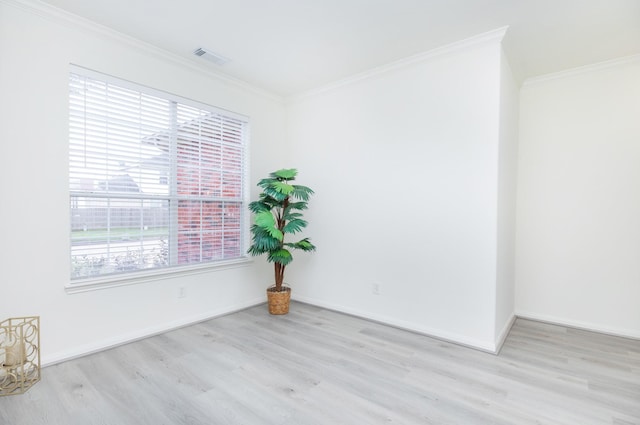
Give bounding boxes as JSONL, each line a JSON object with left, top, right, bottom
{"left": 193, "top": 47, "right": 229, "bottom": 66}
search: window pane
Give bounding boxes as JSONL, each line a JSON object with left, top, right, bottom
{"left": 70, "top": 198, "right": 169, "bottom": 278}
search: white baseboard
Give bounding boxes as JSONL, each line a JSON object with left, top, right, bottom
{"left": 494, "top": 314, "right": 516, "bottom": 354}
{"left": 49, "top": 299, "right": 635, "bottom": 367}
{"left": 42, "top": 297, "right": 265, "bottom": 367}
{"left": 515, "top": 311, "right": 640, "bottom": 340}
{"left": 292, "top": 295, "right": 498, "bottom": 354}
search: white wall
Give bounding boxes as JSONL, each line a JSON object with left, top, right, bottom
{"left": 7, "top": 0, "right": 634, "bottom": 365}
{"left": 516, "top": 56, "right": 640, "bottom": 338}
{"left": 494, "top": 48, "right": 519, "bottom": 347}
{"left": 286, "top": 32, "right": 507, "bottom": 351}
{"left": 0, "top": 1, "right": 286, "bottom": 364}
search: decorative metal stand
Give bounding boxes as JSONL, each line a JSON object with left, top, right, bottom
{"left": 0, "top": 317, "right": 40, "bottom": 396}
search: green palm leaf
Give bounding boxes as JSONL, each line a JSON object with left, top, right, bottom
{"left": 272, "top": 169, "right": 298, "bottom": 180}
{"left": 248, "top": 200, "right": 270, "bottom": 213}
{"left": 285, "top": 201, "right": 308, "bottom": 211}
{"left": 268, "top": 249, "right": 293, "bottom": 265}
{"left": 291, "top": 185, "right": 314, "bottom": 201}
{"left": 257, "top": 177, "right": 277, "bottom": 189}
{"left": 263, "top": 186, "right": 288, "bottom": 202}
{"left": 255, "top": 211, "right": 283, "bottom": 241}
{"left": 272, "top": 181, "right": 295, "bottom": 195}
{"left": 283, "top": 218, "right": 308, "bottom": 234}
{"left": 283, "top": 211, "right": 303, "bottom": 221}
{"left": 284, "top": 238, "right": 316, "bottom": 252}
{"left": 248, "top": 225, "right": 282, "bottom": 253}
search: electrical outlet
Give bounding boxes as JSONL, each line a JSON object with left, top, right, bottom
{"left": 178, "top": 286, "right": 187, "bottom": 298}
{"left": 372, "top": 282, "right": 381, "bottom": 295}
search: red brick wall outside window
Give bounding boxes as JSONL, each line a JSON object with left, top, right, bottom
{"left": 175, "top": 190, "right": 243, "bottom": 264}
{"left": 174, "top": 113, "right": 244, "bottom": 265}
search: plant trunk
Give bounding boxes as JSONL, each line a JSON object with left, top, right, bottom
{"left": 273, "top": 197, "right": 289, "bottom": 292}
{"left": 274, "top": 263, "right": 286, "bottom": 291}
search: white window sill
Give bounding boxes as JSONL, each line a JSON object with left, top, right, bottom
{"left": 65, "top": 257, "right": 253, "bottom": 294}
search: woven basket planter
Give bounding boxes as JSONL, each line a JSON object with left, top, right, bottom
{"left": 266, "top": 286, "right": 291, "bottom": 315}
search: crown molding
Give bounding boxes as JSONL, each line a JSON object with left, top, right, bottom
{"left": 522, "top": 53, "right": 640, "bottom": 87}
{"left": 287, "top": 26, "right": 508, "bottom": 104}
{"left": 1, "top": 0, "right": 284, "bottom": 104}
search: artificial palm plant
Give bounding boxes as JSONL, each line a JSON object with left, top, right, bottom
{"left": 248, "top": 169, "right": 316, "bottom": 297}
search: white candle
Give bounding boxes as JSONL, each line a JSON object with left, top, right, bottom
{"left": 3, "top": 334, "right": 25, "bottom": 367}
{"left": 0, "top": 350, "right": 5, "bottom": 380}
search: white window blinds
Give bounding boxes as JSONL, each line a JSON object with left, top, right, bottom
{"left": 69, "top": 68, "right": 248, "bottom": 281}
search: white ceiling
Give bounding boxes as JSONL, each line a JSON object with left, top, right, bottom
{"left": 39, "top": 0, "right": 640, "bottom": 96}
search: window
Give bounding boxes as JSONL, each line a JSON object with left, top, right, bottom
{"left": 69, "top": 67, "right": 249, "bottom": 283}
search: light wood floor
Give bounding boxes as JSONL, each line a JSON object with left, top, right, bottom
{"left": 1, "top": 302, "right": 639, "bottom": 424}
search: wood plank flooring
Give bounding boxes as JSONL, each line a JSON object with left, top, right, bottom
{"left": 1, "top": 302, "right": 639, "bottom": 424}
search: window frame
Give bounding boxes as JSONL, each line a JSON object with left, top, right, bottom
{"left": 66, "top": 65, "right": 251, "bottom": 293}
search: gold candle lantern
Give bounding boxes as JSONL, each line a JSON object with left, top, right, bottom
{"left": 0, "top": 317, "right": 40, "bottom": 396}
